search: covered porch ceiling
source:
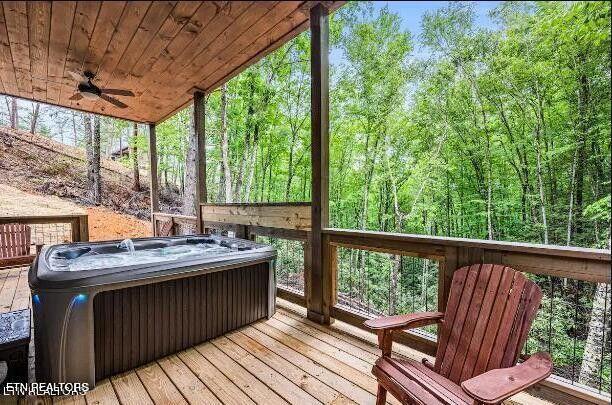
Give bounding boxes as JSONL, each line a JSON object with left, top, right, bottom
{"left": 0, "top": 1, "right": 343, "bottom": 124}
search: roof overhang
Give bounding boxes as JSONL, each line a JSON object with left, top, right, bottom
{"left": 0, "top": 1, "right": 343, "bottom": 124}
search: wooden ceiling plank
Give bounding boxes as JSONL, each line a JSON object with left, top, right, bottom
{"left": 196, "top": 1, "right": 305, "bottom": 89}
{"left": 61, "top": 1, "right": 102, "bottom": 108}
{"left": 27, "top": 1, "right": 51, "bottom": 101}
{"left": 147, "top": 2, "right": 315, "bottom": 124}
{"left": 3, "top": 1, "right": 33, "bottom": 97}
{"left": 128, "top": 1, "right": 234, "bottom": 120}
{"left": 164, "top": 1, "right": 277, "bottom": 84}
{"left": 94, "top": 1, "right": 177, "bottom": 120}
{"left": 85, "top": 1, "right": 151, "bottom": 118}
{"left": 140, "top": 1, "right": 254, "bottom": 98}
{"left": 202, "top": 1, "right": 345, "bottom": 93}
{"left": 100, "top": 1, "right": 176, "bottom": 89}
{"left": 163, "top": 0, "right": 284, "bottom": 99}
{"left": 72, "top": 1, "right": 127, "bottom": 117}
{"left": 202, "top": 8, "right": 310, "bottom": 91}
{"left": 83, "top": 1, "right": 127, "bottom": 78}
{"left": 0, "top": 3, "right": 19, "bottom": 96}
{"left": 149, "top": 1, "right": 308, "bottom": 105}
{"left": 129, "top": 1, "right": 202, "bottom": 81}
{"left": 46, "top": 1, "right": 77, "bottom": 104}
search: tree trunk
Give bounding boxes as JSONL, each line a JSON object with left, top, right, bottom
{"left": 233, "top": 78, "right": 256, "bottom": 201}
{"left": 357, "top": 129, "right": 381, "bottom": 301}
{"left": 131, "top": 123, "right": 141, "bottom": 191}
{"left": 30, "top": 102, "right": 40, "bottom": 133}
{"left": 579, "top": 283, "right": 610, "bottom": 387}
{"left": 535, "top": 126, "right": 549, "bottom": 244}
{"left": 219, "top": 84, "right": 232, "bottom": 202}
{"left": 244, "top": 125, "right": 259, "bottom": 202}
{"left": 574, "top": 72, "right": 590, "bottom": 239}
{"left": 567, "top": 147, "right": 579, "bottom": 245}
{"left": 72, "top": 112, "right": 78, "bottom": 146}
{"left": 83, "top": 114, "right": 94, "bottom": 200}
{"left": 92, "top": 116, "right": 102, "bottom": 205}
{"left": 9, "top": 97, "right": 18, "bottom": 129}
{"left": 183, "top": 110, "right": 197, "bottom": 217}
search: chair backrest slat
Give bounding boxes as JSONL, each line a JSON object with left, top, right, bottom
{"left": 0, "top": 223, "right": 31, "bottom": 259}
{"left": 434, "top": 264, "right": 542, "bottom": 384}
{"left": 158, "top": 219, "right": 174, "bottom": 237}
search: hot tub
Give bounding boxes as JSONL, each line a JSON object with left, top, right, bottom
{"left": 29, "top": 235, "right": 276, "bottom": 386}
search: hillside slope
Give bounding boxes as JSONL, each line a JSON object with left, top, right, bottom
{"left": 0, "top": 125, "right": 180, "bottom": 220}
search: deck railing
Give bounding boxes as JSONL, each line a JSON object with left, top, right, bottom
{"left": 323, "top": 228, "right": 611, "bottom": 404}
{"left": 0, "top": 214, "right": 89, "bottom": 245}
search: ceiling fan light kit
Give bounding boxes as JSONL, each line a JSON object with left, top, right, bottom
{"left": 69, "top": 71, "right": 134, "bottom": 109}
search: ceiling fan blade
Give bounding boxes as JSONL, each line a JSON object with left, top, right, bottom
{"left": 101, "top": 88, "right": 135, "bottom": 97}
{"left": 67, "top": 70, "right": 85, "bottom": 81}
{"left": 100, "top": 94, "right": 128, "bottom": 109}
{"left": 69, "top": 93, "right": 83, "bottom": 101}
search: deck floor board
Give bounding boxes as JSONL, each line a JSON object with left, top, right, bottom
{"left": 1, "top": 266, "right": 550, "bottom": 404}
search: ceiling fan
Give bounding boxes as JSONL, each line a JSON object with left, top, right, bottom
{"left": 68, "top": 71, "right": 134, "bottom": 109}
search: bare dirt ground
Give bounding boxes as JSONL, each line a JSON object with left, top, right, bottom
{"left": 0, "top": 184, "right": 85, "bottom": 216}
{"left": 0, "top": 184, "right": 150, "bottom": 241}
{"left": 87, "top": 206, "right": 150, "bottom": 241}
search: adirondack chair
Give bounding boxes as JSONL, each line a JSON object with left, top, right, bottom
{"left": 364, "top": 264, "right": 553, "bottom": 405}
{"left": 0, "top": 223, "right": 42, "bottom": 268}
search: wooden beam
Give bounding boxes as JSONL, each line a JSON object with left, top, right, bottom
{"left": 308, "top": 4, "right": 330, "bottom": 324}
{"left": 193, "top": 91, "right": 207, "bottom": 233}
{"left": 148, "top": 123, "right": 159, "bottom": 236}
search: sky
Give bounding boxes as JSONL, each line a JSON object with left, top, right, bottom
{"left": 372, "top": 1, "right": 500, "bottom": 35}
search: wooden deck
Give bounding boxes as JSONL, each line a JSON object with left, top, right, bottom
{"left": 0, "top": 267, "right": 550, "bottom": 405}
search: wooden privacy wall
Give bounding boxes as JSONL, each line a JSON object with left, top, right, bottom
{"left": 200, "top": 203, "right": 311, "bottom": 231}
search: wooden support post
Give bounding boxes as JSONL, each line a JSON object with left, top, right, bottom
{"left": 78, "top": 214, "right": 89, "bottom": 242}
{"left": 148, "top": 123, "right": 159, "bottom": 236}
{"left": 193, "top": 91, "right": 207, "bottom": 233}
{"left": 308, "top": 3, "right": 330, "bottom": 324}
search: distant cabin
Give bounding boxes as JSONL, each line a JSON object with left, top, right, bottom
{"left": 110, "top": 145, "right": 130, "bottom": 160}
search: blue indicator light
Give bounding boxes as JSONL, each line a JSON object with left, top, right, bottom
{"left": 74, "top": 294, "right": 87, "bottom": 303}
{"left": 33, "top": 294, "right": 40, "bottom": 305}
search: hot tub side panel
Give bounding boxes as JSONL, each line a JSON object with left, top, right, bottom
{"left": 93, "top": 262, "right": 270, "bottom": 381}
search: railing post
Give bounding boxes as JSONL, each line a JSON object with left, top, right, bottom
{"left": 308, "top": 3, "right": 331, "bottom": 324}
{"left": 70, "top": 217, "right": 80, "bottom": 243}
{"left": 79, "top": 214, "right": 89, "bottom": 242}
{"left": 323, "top": 235, "right": 338, "bottom": 309}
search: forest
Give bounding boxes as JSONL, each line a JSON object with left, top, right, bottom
{"left": 1, "top": 1, "right": 610, "bottom": 395}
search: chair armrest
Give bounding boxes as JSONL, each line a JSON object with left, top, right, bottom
{"left": 364, "top": 312, "right": 444, "bottom": 331}
{"left": 461, "top": 352, "right": 553, "bottom": 404}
